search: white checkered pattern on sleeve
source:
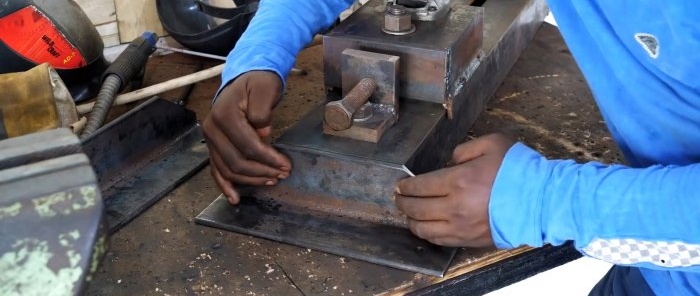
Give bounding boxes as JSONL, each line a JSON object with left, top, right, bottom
{"left": 582, "top": 238, "right": 700, "bottom": 268}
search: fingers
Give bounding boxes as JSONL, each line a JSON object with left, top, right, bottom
{"left": 408, "top": 219, "right": 452, "bottom": 240}
{"left": 451, "top": 137, "right": 490, "bottom": 165}
{"left": 210, "top": 161, "right": 239, "bottom": 204}
{"left": 427, "top": 237, "right": 473, "bottom": 247}
{"left": 206, "top": 125, "right": 287, "bottom": 179}
{"left": 395, "top": 195, "right": 451, "bottom": 221}
{"left": 209, "top": 146, "right": 280, "bottom": 185}
{"left": 395, "top": 169, "right": 450, "bottom": 197}
{"left": 214, "top": 82, "right": 291, "bottom": 172}
{"left": 409, "top": 219, "right": 492, "bottom": 247}
{"left": 213, "top": 107, "right": 291, "bottom": 171}
{"left": 451, "top": 134, "right": 514, "bottom": 165}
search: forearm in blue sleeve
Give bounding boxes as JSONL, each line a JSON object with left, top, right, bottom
{"left": 220, "top": 0, "right": 354, "bottom": 94}
{"left": 490, "top": 143, "right": 700, "bottom": 271}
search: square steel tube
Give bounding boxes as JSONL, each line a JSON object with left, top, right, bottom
{"left": 323, "top": 0, "right": 483, "bottom": 104}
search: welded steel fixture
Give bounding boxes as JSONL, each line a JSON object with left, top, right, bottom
{"left": 324, "top": 0, "right": 483, "bottom": 104}
{"left": 198, "top": 0, "right": 549, "bottom": 277}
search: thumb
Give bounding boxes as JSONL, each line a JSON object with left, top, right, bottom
{"left": 246, "top": 72, "right": 283, "bottom": 130}
{"left": 451, "top": 134, "right": 512, "bottom": 164}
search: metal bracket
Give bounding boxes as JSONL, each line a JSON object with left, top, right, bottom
{"left": 82, "top": 97, "right": 209, "bottom": 233}
{"left": 323, "top": 49, "right": 400, "bottom": 143}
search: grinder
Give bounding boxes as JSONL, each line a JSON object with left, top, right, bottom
{"left": 0, "top": 0, "right": 108, "bottom": 102}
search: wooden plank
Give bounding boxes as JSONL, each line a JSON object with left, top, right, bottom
{"left": 114, "top": 0, "right": 165, "bottom": 43}
{"left": 378, "top": 247, "right": 535, "bottom": 296}
{"left": 74, "top": 0, "right": 117, "bottom": 26}
{"left": 95, "top": 22, "right": 120, "bottom": 48}
{"left": 409, "top": 245, "right": 581, "bottom": 296}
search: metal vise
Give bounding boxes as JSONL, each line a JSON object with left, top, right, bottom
{"left": 0, "top": 129, "right": 106, "bottom": 295}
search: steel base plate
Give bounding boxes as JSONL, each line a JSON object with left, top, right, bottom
{"left": 196, "top": 194, "right": 457, "bottom": 277}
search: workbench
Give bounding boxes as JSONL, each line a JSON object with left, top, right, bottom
{"left": 86, "top": 24, "right": 621, "bottom": 296}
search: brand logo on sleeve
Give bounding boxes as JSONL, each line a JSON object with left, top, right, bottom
{"left": 634, "top": 33, "right": 659, "bottom": 59}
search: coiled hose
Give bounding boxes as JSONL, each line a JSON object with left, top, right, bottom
{"left": 79, "top": 32, "right": 157, "bottom": 139}
{"left": 80, "top": 75, "right": 121, "bottom": 137}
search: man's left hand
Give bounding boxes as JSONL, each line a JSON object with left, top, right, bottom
{"left": 394, "top": 134, "right": 516, "bottom": 247}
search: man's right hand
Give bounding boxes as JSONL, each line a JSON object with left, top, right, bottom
{"left": 202, "top": 71, "right": 292, "bottom": 205}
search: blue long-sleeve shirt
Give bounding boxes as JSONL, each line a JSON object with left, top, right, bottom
{"left": 220, "top": 0, "right": 354, "bottom": 91}
{"left": 491, "top": 1, "right": 700, "bottom": 295}
{"left": 221, "top": 0, "right": 700, "bottom": 294}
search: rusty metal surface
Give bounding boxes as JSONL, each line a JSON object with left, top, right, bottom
{"left": 323, "top": 0, "right": 483, "bottom": 103}
{"left": 323, "top": 105, "right": 398, "bottom": 143}
{"left": 269, "top": 99, "right": 441, "bottom": 224}
{"left": 197, "top": 195, "right": 457, "bottom": 277}
{"left": 0, "top": 129, "right": 106, "bottom": 296}
{"left": 341, "top": 49, "right": 399, "bottom": 107}
{"left": 197, "top": 0, "right": 547, "bottom": 277}
{"left": 81, "top": 98, "right": 209, "bottom": 233}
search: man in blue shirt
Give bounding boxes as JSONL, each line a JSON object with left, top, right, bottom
{"left": 201, "top": 0, "right": 700, "bottom": 294}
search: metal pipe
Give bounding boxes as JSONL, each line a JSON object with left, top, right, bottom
{"left": 156, "top": 44, "right": 226, "bottom": 61}
{"left": 157, "top": 44, "right": 307, "bottom": 75}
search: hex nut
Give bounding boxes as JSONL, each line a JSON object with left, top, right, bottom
{"left": 384, "top": 12, "right": 412, "bottom": 33}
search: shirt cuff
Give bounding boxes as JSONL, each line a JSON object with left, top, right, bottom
{"left": 214, "top": 43, "right": 295, "bottom": 104}
{"left": 489, "top": 142, "right": 550, "bottom": 249}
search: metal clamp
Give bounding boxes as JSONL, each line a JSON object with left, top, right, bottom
{"left": 322, "top": 49, "right": 400, "bottom": 143}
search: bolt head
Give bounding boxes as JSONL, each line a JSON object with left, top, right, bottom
{"left": 324, "top": 101, "right": 353, "bottom": 131}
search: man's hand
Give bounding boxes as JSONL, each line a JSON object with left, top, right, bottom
{"left": 202, "top": 71, "right": 292, "bottom": 205}
{"left": 394, "top": 134, "right": 516, "bottom": 247}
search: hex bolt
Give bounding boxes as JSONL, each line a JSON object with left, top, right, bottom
{"left": 383, "top": 4, "right": 415, "bottom": 35}
{"left": 324, "top": 78, "right": 377, "bottom": 131}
